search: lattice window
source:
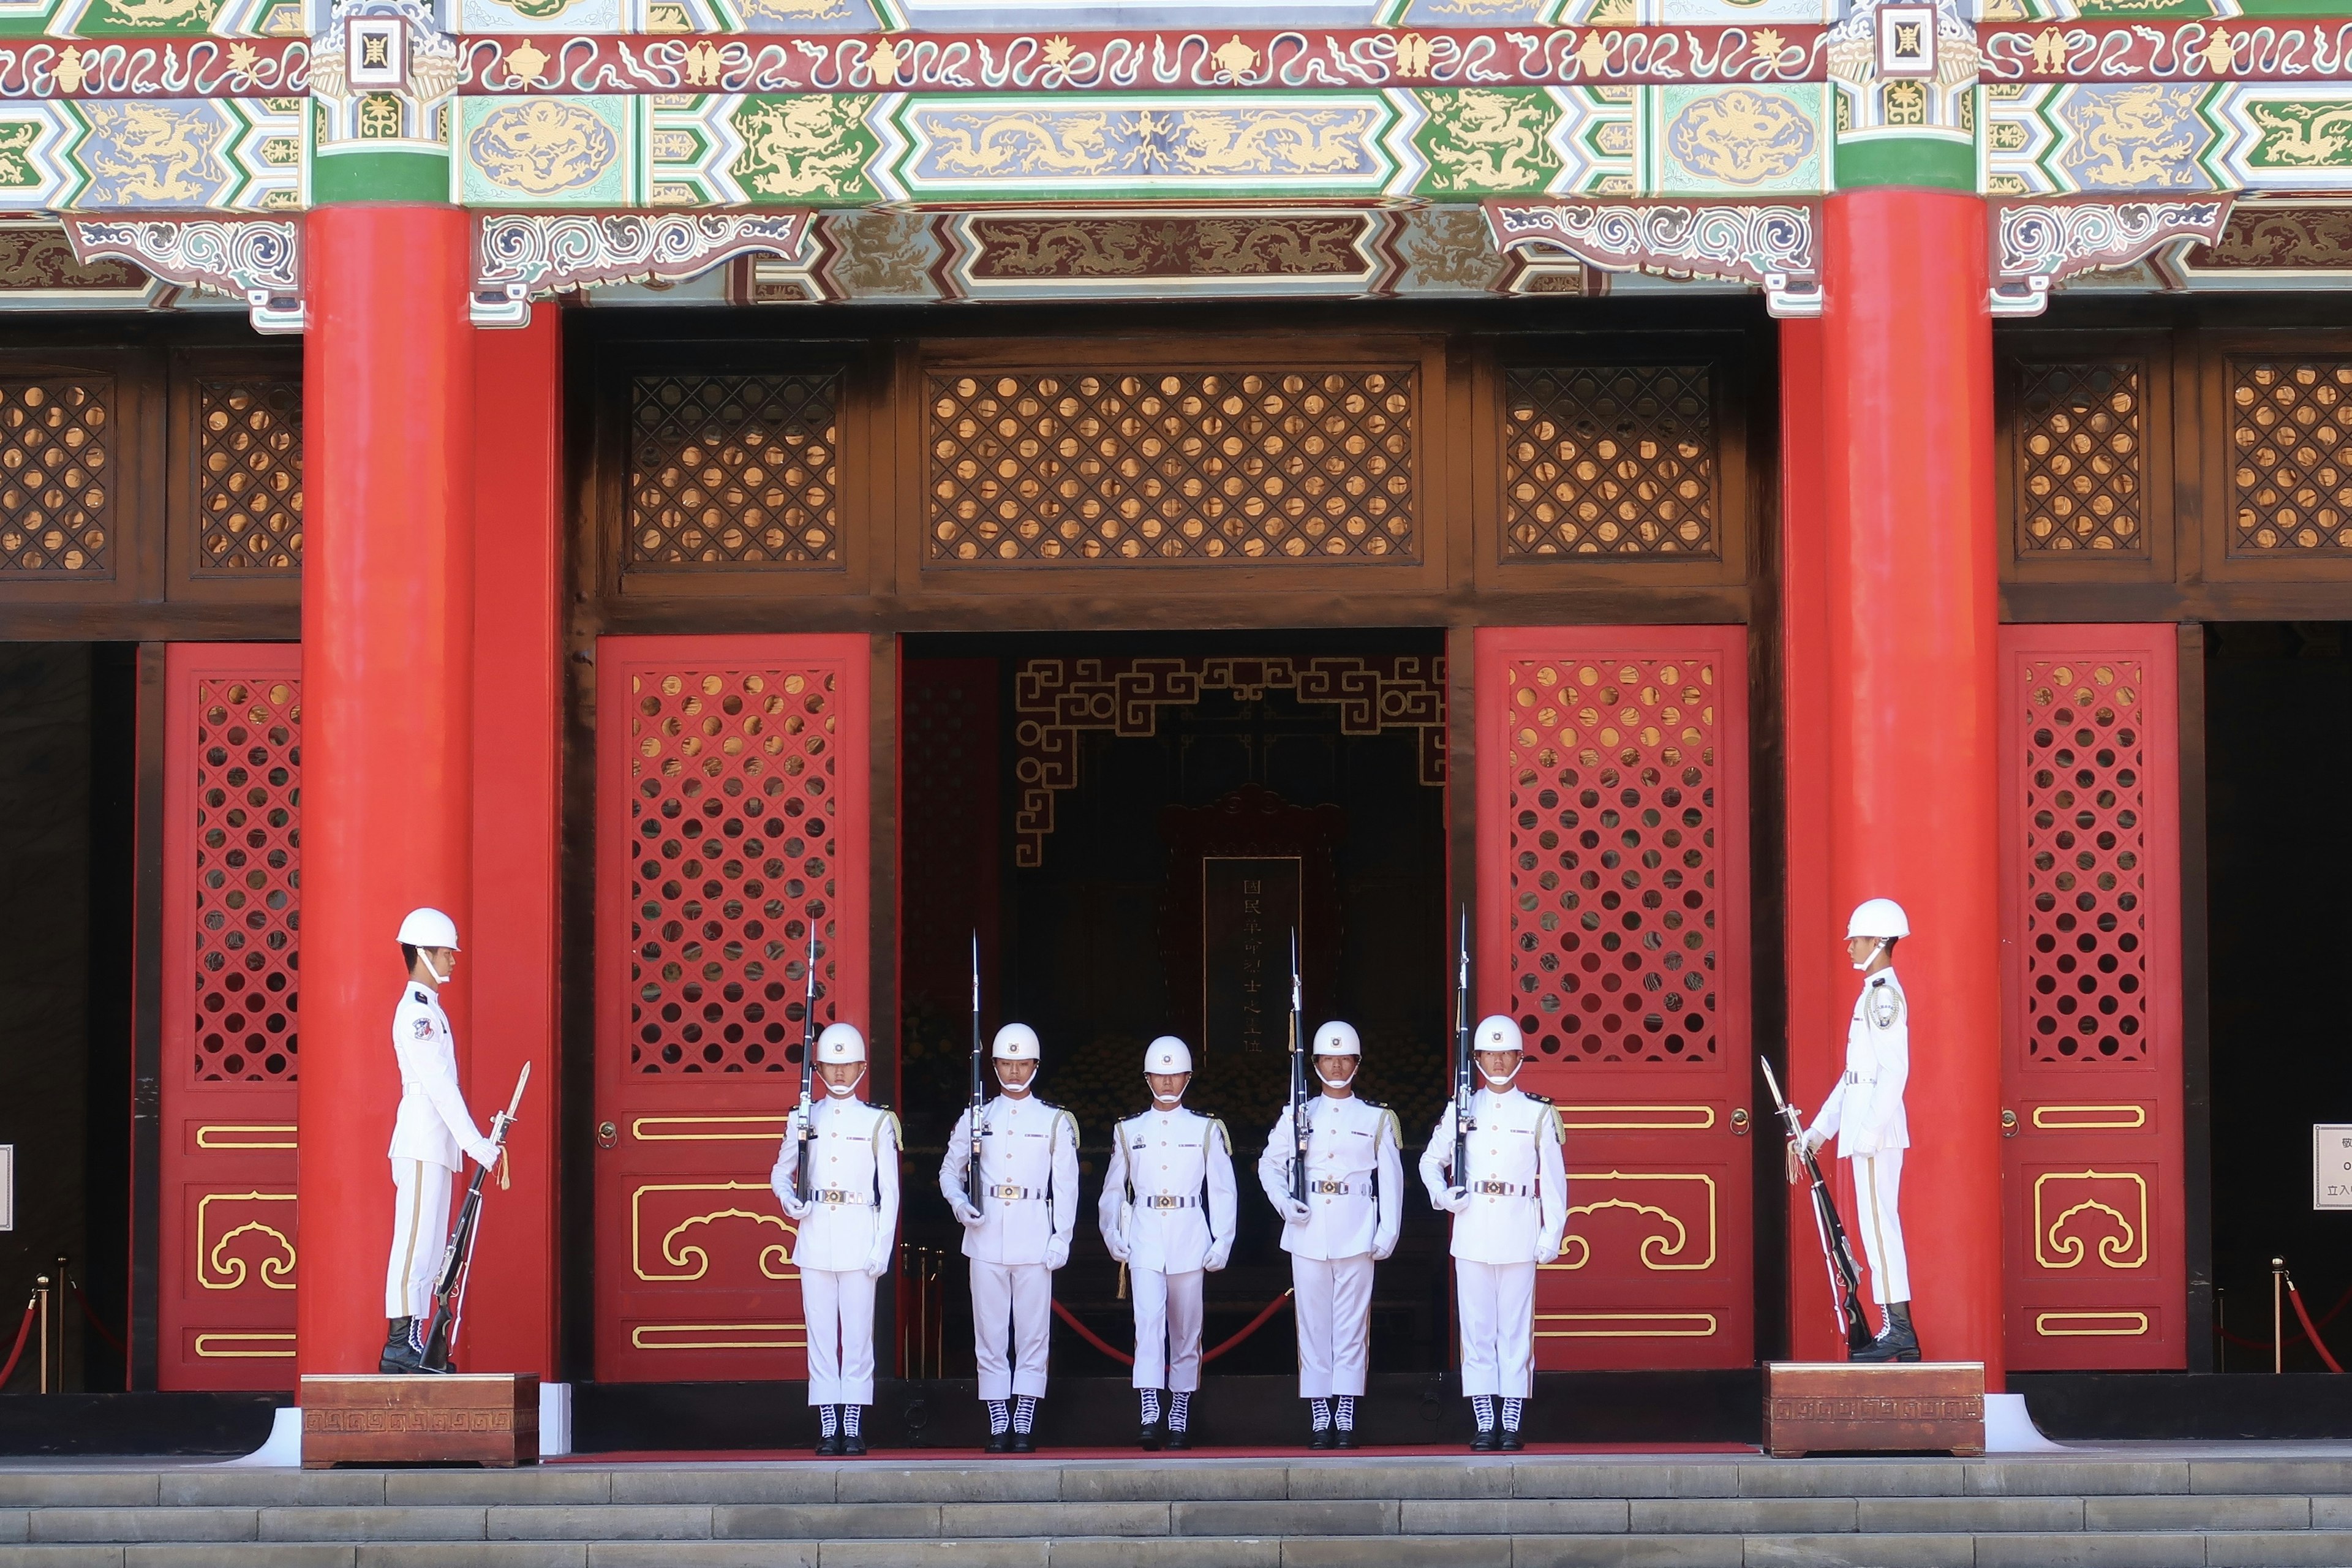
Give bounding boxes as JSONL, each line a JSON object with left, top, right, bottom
{"left": 1503, "top": 366, "right": 1716, "bottom": 559}
{"left": 2015, "top": 362, "right": 2142, "bottom": 554}
{"left": 628, "top": 374, "right": 839, "bottom": 567}
{"left": 2019, "top": 657, "right": 2149, "bottom": 1063}
{"left": 0, "top": 378, "right": 110, "bottom": 575}
{"left": 194, "top": 676, "right": 300, "bottom": 1082}
{"left": 628, "top": 666, "right": 844, "bottom": 1072}
{"left": 2230, "top": 361, "right": 2352, "bottom": 552}
{"left": 197, "top": 380, "right": 303, "bottom": 573}
{"left": 927, "top": 368, "right": 1416, "bottom": 563}
{"left": 1502, "top": 654, "right": 1721, "bottom": 1064}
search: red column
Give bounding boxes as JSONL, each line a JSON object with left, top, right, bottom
{"left": 297, "top": 206, "right": 478, "bottom": 1376}
{"left": 462, "top": 307, "right": 564, "bottom": 1379}
{"left": 1817, "top": 189, "right": 2005, "bottom": 1384}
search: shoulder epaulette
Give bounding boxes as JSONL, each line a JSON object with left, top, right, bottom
{"left": 1522, "top": 1090, "right": 1553, "bottom": 1106}
{"left": 1360, "top": 1097, "right": 1389, "bottom": 1110}
{"left": 412, "top": 989, "right": 430, "bottom": 1005}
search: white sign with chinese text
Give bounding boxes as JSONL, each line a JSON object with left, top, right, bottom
{"left": 2315, "top": 1125, "right": 2352, "bottom": 1210}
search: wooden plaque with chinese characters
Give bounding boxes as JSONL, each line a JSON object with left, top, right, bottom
{"left": 1202, "top": 856, "right": 1299, "bottom": 1061}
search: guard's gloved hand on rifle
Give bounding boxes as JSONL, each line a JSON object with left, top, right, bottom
{"left": 1205, "top": 1237, "right": 1232, "bottom": 1273}
{"left": 862, "top": 1246, "right": 891, "bottom": 1282}
{"left": 1280, "top": 1198, "right": 1312, "bottom": 1227}
{"left": 1044, "top": 1235, "right": 1071, "bottom": 1271}
{"left": 1439, "top": 1185, "right": 1473, "bottom": 1215}
{"left": 952, "top": 1199, "right": 984, "bottom": 1229}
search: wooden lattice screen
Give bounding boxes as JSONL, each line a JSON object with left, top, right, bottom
{"left": 0, "top": 375, "right": 111, "bottom": 576}
{"left": 2230, "top": 360, "right": 2352, "bottom": 553}
{"left": 627, "top": 373, "right": 840, "bottom": 567}
{"left": 195, "top": 378, "right": 303, "bottom": 573}
{"left": 1476, "top": 625, "right": 1751, "bottom": 1370}
{"left": 1502, "top": 366, "right": 1717, "bottom": 559}
{"left": 160, "top": 643, "right": 300, "bottom": 1390}
{"left": 2013, "top": 361, "right": 2144, "bottom": 556}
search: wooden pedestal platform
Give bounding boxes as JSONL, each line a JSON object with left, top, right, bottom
{"left": 1763, "top": 1362, "right": 1985, "bottom": 1458}
{"left": 301, "top": 1374, "right": 538, "bottom": 1468}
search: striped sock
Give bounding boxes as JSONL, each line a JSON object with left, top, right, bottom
{"left": 1310, "top": 1398, "right": 1332, "bottom": 1432}
{"left": 1335, "top": 1396, "right": 1356, "bottom": 1432}
{"left": 819, "top": 1405, "right": 839, "bottom": 1438}
{"left": 1502, "top": 1398, "right": 1525, "bottom": 1433}
{"left": 987, "top": 1400, "right": 1009, "bottom": 1436}
{"left": 1140, "top": 1388, "right": 1162, "bottom": 1425}
{"left": 1169, "top": 1392, "right": 1191, "bottom": 1433}
{"left": 1472, "top": 1395, "right": 1496, "bottom": 1432}
{"left": 1013, "top": 1396, "right": 1038, "bottom": 1434}
{"left": 844, "top": 1406, "right": 862, "bottom": 1437}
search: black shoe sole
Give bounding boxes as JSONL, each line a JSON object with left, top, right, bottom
{"left": 1333, "top": 1431, "right": 1358, "bottom": 1449}
{"left": 1308, "top": 1431, "right": 1333, "bottom": 1450}
{"left": 842, "top": 1439, "right": 867, "bottom": 1456}
{"left": 1164, "top": 1434, "right": 1190, "bottom": 1450}
{"left": 985, "top": 1436, "right": 1010, "bottom": 1454}
{"left": 1008, "top": 1436, "right": 1035, "bottom": 1453}
{"left": 814, "top": 1439, "right": 842, "bottom": 1457}
{"left": 1499, "top": 1434, "right": 1525, "bottom": 1452}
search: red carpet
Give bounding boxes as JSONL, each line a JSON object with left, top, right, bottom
{"left": 556, "top": 1442, "right": 1755, "bottom": 1463}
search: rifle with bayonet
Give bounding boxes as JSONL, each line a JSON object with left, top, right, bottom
{"left": 1287, "top": 926, "right": 1308, "bottom": 1207}
{"left": 1760, "top": 1056, "right": 1874, "bottom": 1354}
{"left": 1452, "top": 906, "right": 1472, "bottom": 1192}
{"left": 793, "top": 922, "right": 820, "bottom": 1204}
{"left": 420, "top": 1062, "right": 530, "bottom": 1374}
{"left": 967, "top": 931, "right": 985, "bottom": 1215}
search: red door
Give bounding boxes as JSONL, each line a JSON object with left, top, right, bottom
{"left": 594, "top": 635, "right": 870, "bottom": 1382}
{"left": 1997, "top": 625, "right": 2185, "bottom": 1369}
{"left": 160, "top": 644, "right": 301, "bottom": 1389}
{"left": 1475, "top": 626, "right": 1753, "bottom": 1368}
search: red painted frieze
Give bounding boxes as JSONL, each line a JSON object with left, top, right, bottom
{"left": 1984, "top": 17, "right": 2352, "bottom": 83}
{"left": 0, "top": 36, "right": 305, "bottom": 97}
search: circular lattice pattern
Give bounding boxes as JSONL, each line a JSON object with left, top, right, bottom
{"left": 2022, "top": 660, "right": 2147, "bottom": 1062}
{"left": 1504, "top": 657, "right": 1719, "bottom": 1065}
{"left": 0, "top": 379, "right": 110, "bottom": 575}
{"left": 1504, "top": 365, "right": 1716, "bottom": 559}
{"left": 197, "top": 380, "right": 304, "bottom": 572}
{"left": 2017, "top": 361, "right": 2141, "bottom": 554}
{"left": 629, "top": 374, "right": 839, "bottom": 565}
{"left": 927, "top": 368, "right": 1416, "bottom": 562}
{"left": 193, "top": 677, "right": 300, "bottom": 1082}
{"left": 2231, "top": 361, "right": 2352, "bottom": 552}
{"left": 629, "top": 668, "right": 842, "bottom": 1073}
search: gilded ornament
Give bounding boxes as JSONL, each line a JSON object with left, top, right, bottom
{"left": 2059, "top": 86, "right": 2203, "bottom": 189}
{"left": 1416, "top": 89, "right": 1559, "bottom": 194}
{"left": 0, "top": 124, "right": 40, "bottom": 187}
{"left": 1212, "top": 35, "right": 1257, "bottom": 81}
{"left": 80, "top": 0, "right": 215, "bottom": 31}
{"left": 2248, "top": 102, "right": 2352, "bottom": 171}
{"left": 1042, "top": 36, "right": 1074, "bottom": 68}
{"left": 80, "top": 103, "right": 228, "bottom": 205}
{"left": 1573, "top": 31, "right": 1609, "bottom": 77}
{"left": 1666, "top": 89, "right": 1816, "bottom": 187}
{"left": 1394, "top": 33, "right": 1432, "bottom": 79}
{"left": 54, "top": 47, "right": 86, "bottom": 95}
{"left": 729, "top": 95, "right": 877, "bottom": 202}
{"left": 503, "top": 39, "right": 551, "bottom": 85}
{"left": 467, "top": 99, "right": 620, "bottom": 195}
{"left": 2200, "top": 30, "right": 2233, "bottom": 77}
{"left": 356, "top": 91, "right": 401, "bottom": 138}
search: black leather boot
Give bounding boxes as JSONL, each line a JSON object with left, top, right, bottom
{"left": 1850, "top": 1300, "right": 1921, "bottom": 1363}
{"left": 378, "top": 1317, "right": 423, "bottom": 1374}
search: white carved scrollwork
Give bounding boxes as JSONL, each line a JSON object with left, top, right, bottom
{"left": 470, "top": 210, "right": 813, "bottom": 326}
{"left": 1485, "top": 200, "right": 1822, "bottom": 319}
{"left": 63, "top": 215, "right": 303, "bottom": 333}
{"left": 1989, "top": 197, "right": 2235, "bottom": 317}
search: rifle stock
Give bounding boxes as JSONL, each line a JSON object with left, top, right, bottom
{"left": 794, "top": 924, "right": 818, "bottom": 1203}
{"left": 1759, "top": 1057, "right": 1874, "bottom": 1354}
{"left": 1287, "top": 927, "right": 1307, "bottom": 1206}
{"left": 967, "top": 932, "right": 984, "bottom": 1214}
{"left": 420, "top": 1062, "right": 530, "bottom": 1374}
{"left": 1452, "top": 907, "right": 1471, "bottom": 1189}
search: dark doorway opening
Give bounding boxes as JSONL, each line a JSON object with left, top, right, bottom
{"left": 898, "top": 630, "right": 1450, "bottom": 1390}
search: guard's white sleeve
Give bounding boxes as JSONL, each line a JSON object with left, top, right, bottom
{"left": 1205, "top": 1120, "right": 1238, "bottom": 1251}
{"left": 1097, "top": 1120, "right": 1131, "bottom": 1250}
{"left": 1418, "top": 1104, "right": 1457, "bottom": 1204}
{"left": 397, "top": 1027, "right": 493, "bottom": 1164}
{"left": 1049, "top": 1109, "right": 1081, "bottom": 1247}
{"left": 1257, "top": 1107, "right": 1297, "bottom": 1211}
{"left": 938, "top": 1106, "right": 976, "bottom": 1213}
{"left": 1536, "top": 1104, "right": 1569, "bottom": 1262}
{"left": 769, "top": 1133, "right": 810, "bottom": 1220}
{"left": 1372, "top": 1109, "right": 1404, "bottom": 1259}
{"left": 1806, "top": 1076, "right": 1846, "bottom": 1146}
{"left": 1860, "top": 1024, "right": 1909, "bottom": 1143}
{"left": 869, "top": 1113, "right": 902, "bottom": 1271}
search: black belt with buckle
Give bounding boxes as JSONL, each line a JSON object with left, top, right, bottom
{"left": 1308, "top": 1178, "right": 1355, "bottom": 1196}
{"left": 990, "top": 1183, "right": 1039, "bottom": 1201}
{"left": 1471, "top": 1180, "right": 1528, "bottom": 1197}
{"left": 1140, "top": 1194, "right": 1197, "bottom": 1209}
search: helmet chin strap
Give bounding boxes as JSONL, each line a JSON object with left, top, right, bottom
{"left": 1151, "top": 1090, "right": 1183, "bottom": 1107}
{"left": 420, "top": 951, "right": 448, "bottom": 985}
{"left": 825, "top": 1069, "right": 865, "bottom": 1098}
{"left": 1852, "top": 936, "right": 1890, "bottom": 972}
{"left": 1480, "top": 1068, "right": 1518, "bottom": 1089}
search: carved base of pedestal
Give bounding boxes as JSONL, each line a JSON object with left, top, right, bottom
{"left": 301, "top": 1373, "right": 539, "bottom": 1468}
{"left": 1763, "top": 1361, "right": 1986, "bottom": 1458}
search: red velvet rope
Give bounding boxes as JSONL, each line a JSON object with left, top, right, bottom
{"left": 0, "top": 1296, "right": 37, "bottom": 1390}
{"left": 66, "top": 1275, "right": 125, "bottom": 1357}
{"left": 2217, "top": 1278, "right": 2352, "bottom": 1352}
{"left": 2288, "top": 1280, "right": 2344, "bottom": 1374}
{"left": 1051, "top": 1288, "right": 1296, "bottom": 1370}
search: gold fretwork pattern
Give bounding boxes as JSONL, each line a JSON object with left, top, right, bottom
{"left": 197, "top": 380, "right": 303, "bottom": 573}
{"left": 2019, "top": 657, "right": 2148, "bottom": 1063}
{"left": 194, "top": 675, "right": 300, "bottom": 1083}
{"left": 1502, "top": 366, "right": 1716, "bottom": 559}
{"left": 628, "top": 374, "right": 840, "bottom": 566}
{"left": 628, "top": 666, "right": 845, "bottom": 1072}
{"left": 2230, "top": 361, "right": 2352, "bottom": 552}
{"left": 0, "top": 378, "right": 111, "bottom": 575}
{"left": 1502, "top": 654, "right": 1721, "bottom": 1065}
{"left": 2015, "top": 362, "right": 2142, "bottom": 554}
{"left": 926, "top": 368, "right": 1416, "bottom": 563}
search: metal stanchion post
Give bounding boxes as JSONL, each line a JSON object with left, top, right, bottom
{"left": 33, "top": 1277, "right": 48, "bottom": 1394}
{"left": 2274, "top": 1257, "right": 2287, "bottom": 1374}
{"left": 54, "top": 1256, "right": 67, "bottom": 1390}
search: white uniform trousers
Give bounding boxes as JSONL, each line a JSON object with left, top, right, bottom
{"left": 971, "top": 1260, "right": 1052, "bottom": 1400}
{"left": 1850, "top": 1151, "right": 1910, "bottom": 1305}
{"left": 1291, "top": 1254, "right": 1373, "bottom": 1398}
{"left": 385, "top": 1158, "right": 453, "bottom": 1320}
{"left": 1455, "top": 1259, "right": 1536, "bottom": 1398}
{"left": 1129, "top": 1267, "right": 1205, "bottom": 1393}
{"left": 801, "top": 1268, "right": 876, "bottom": 1407}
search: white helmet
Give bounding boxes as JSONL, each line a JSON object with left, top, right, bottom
{"left": 1313, "top": 1020, "right": 1362, "bottom": 1058}
{"left": 397, "top": 907, "right": 460, "bottom": 950}
{"left": 1847, "top": 898, "right": 1911, "bottom": 941}
{"left": 992, "top": 1022, "right": 1040, "bottom": 1061}
{"left": 1145, "top": 1036, "right": 1193, "bottom": 1076}
{"left": 816, "top": 1022, "right": 866, "bottom": 1065}
{"left": 1474, "top": 1015, "right": 1525, "bottom": 1055}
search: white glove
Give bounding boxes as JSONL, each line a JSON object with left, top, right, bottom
{"left": 1373, "top": 1235, "right": 1398, "bottom": 1263}
{"left": 777, "top": 1189, "right": 811, "bottom": 1221}
{"left": 952, "top": 1200, "right": 984, "bottom": 1229}
{"left": 1439, "top": 1186, "right": 1473, "bottom": 1215}
{"left": 1104, "top": 1231, "right": 1131, "bottom": 1264}
{"left": 1045, "top": 1235, "right": 1071, "bottom": 1270}
{"left": 468, "top": 1138, "right": 502, "bottom": 1170}
{"left": 1281, "top": 1199, "right": 1313, "bottom": 1227}
{"left": 862, "top": 1250, "right": 891, "bottom": 1282}
{"left": 1204, "top": 1241, "right": 1232, "bottom": 1273}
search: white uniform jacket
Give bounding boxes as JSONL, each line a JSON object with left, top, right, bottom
{"left": 938, "top": 1094, "right": 1081, "bottom": 1267}
{"left": 1418, "top": 1088, "right": 1570, "bottom": 1266}
{"left": 388, "top": 985, "right": 494, "bottom": 1173}
{"left": 1807, "top": 968, "right": 1910, "bottom": 1157}
{"left": 1099, "top": 1107, "right": 1238, "bottom": 1275}
{"left": 771, "top": 1096, "right": 902, "bottom": 1275}
{"left": 1256, "top": 1095, "right": 1404, "bottom": 1262}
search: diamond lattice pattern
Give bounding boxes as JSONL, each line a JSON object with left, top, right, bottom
{"left": 629, "top": 374, "right": 840, "bottom": 566}
{"left": 629, "top": 666, "right": 844, "bottom": 1073}
{"left": 1503, "top": 366, "right": 1716, "bottom": 559}
{"left": 2020, "top": 657, "right": 2149, "bottom": 1063}
{"left": 194, "top": 676, "right": 300, "bottom": 1083}
{"left": 198, "top": 380, "right": 303, "bottom": 573}
{"left": 2016, "top": 362, "right": 2142, "bottom": 554}
{"left": 0, "top": 379, "right": 110, "bottom": 575}
{"left": 926, "top": 368, "right": 1416, "bottom": 562}
{"left": 2231, "top": 361, "right": 2352, "bottom": 552}
{"left": 1504, "top": 654, "right": 1721, "bottom": 1065}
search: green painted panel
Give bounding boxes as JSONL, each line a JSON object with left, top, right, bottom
{"left": 311, "top": 146, "right": 447, "bottom": 204}
{"left": 1834, "top": 134, "right": 1973, "bottom": 192}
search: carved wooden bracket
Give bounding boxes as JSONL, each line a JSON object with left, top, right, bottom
{"left": 1483, "top": 200, "right": 1822, "bottom": 319}
{"left": 1988, "top": 197, "right": 2233, "bottom": 317}
{"left": 62, "top": 215, "right": 304, "bottom": 333}
{"left": 470, "top": 209, "right": 811, "bottom": 326}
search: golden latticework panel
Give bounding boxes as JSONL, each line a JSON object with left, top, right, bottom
{"left": 1503, "top": 366, "right": 1716, "bottom": 559}
{"left": 2015, "top": 363, "right": 2141, "bottom": 555}
{"left": 197, "top": 380, "right": 303, "bottom": 573}
{"left": 629, "top": 374, "right": 839, "bottom": 567}
{"left": 926, "top": 368, "right": 1416, "bottom": 563}
{"left": 0, "top": 379, "right": 110, "bottom": 575}
{"left": 2231, "top": 361, "right": 2352, "bottom": 553}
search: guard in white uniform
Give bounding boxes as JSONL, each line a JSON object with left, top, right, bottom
{"left": 380, "top": 908, "right": 502, "bottom": 1375}
{"left": 772, "top": 1022, "right": 900, "bottom": 1455}
{"left": 1419, "top": 1015, "right": 1568, "bottom": 1450}
{"left": 1799, "top": 896, "right": 1917, "bottom": 1362}
{"left": 1257, "top": 1020, "right": 1403, "bottom": 1449}
{"left": 1099, "top": 1036, "right": 1237, "bottom": 1450}
{"left": 940, "top": 1022, "right": 1080, "bottom": 1452}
